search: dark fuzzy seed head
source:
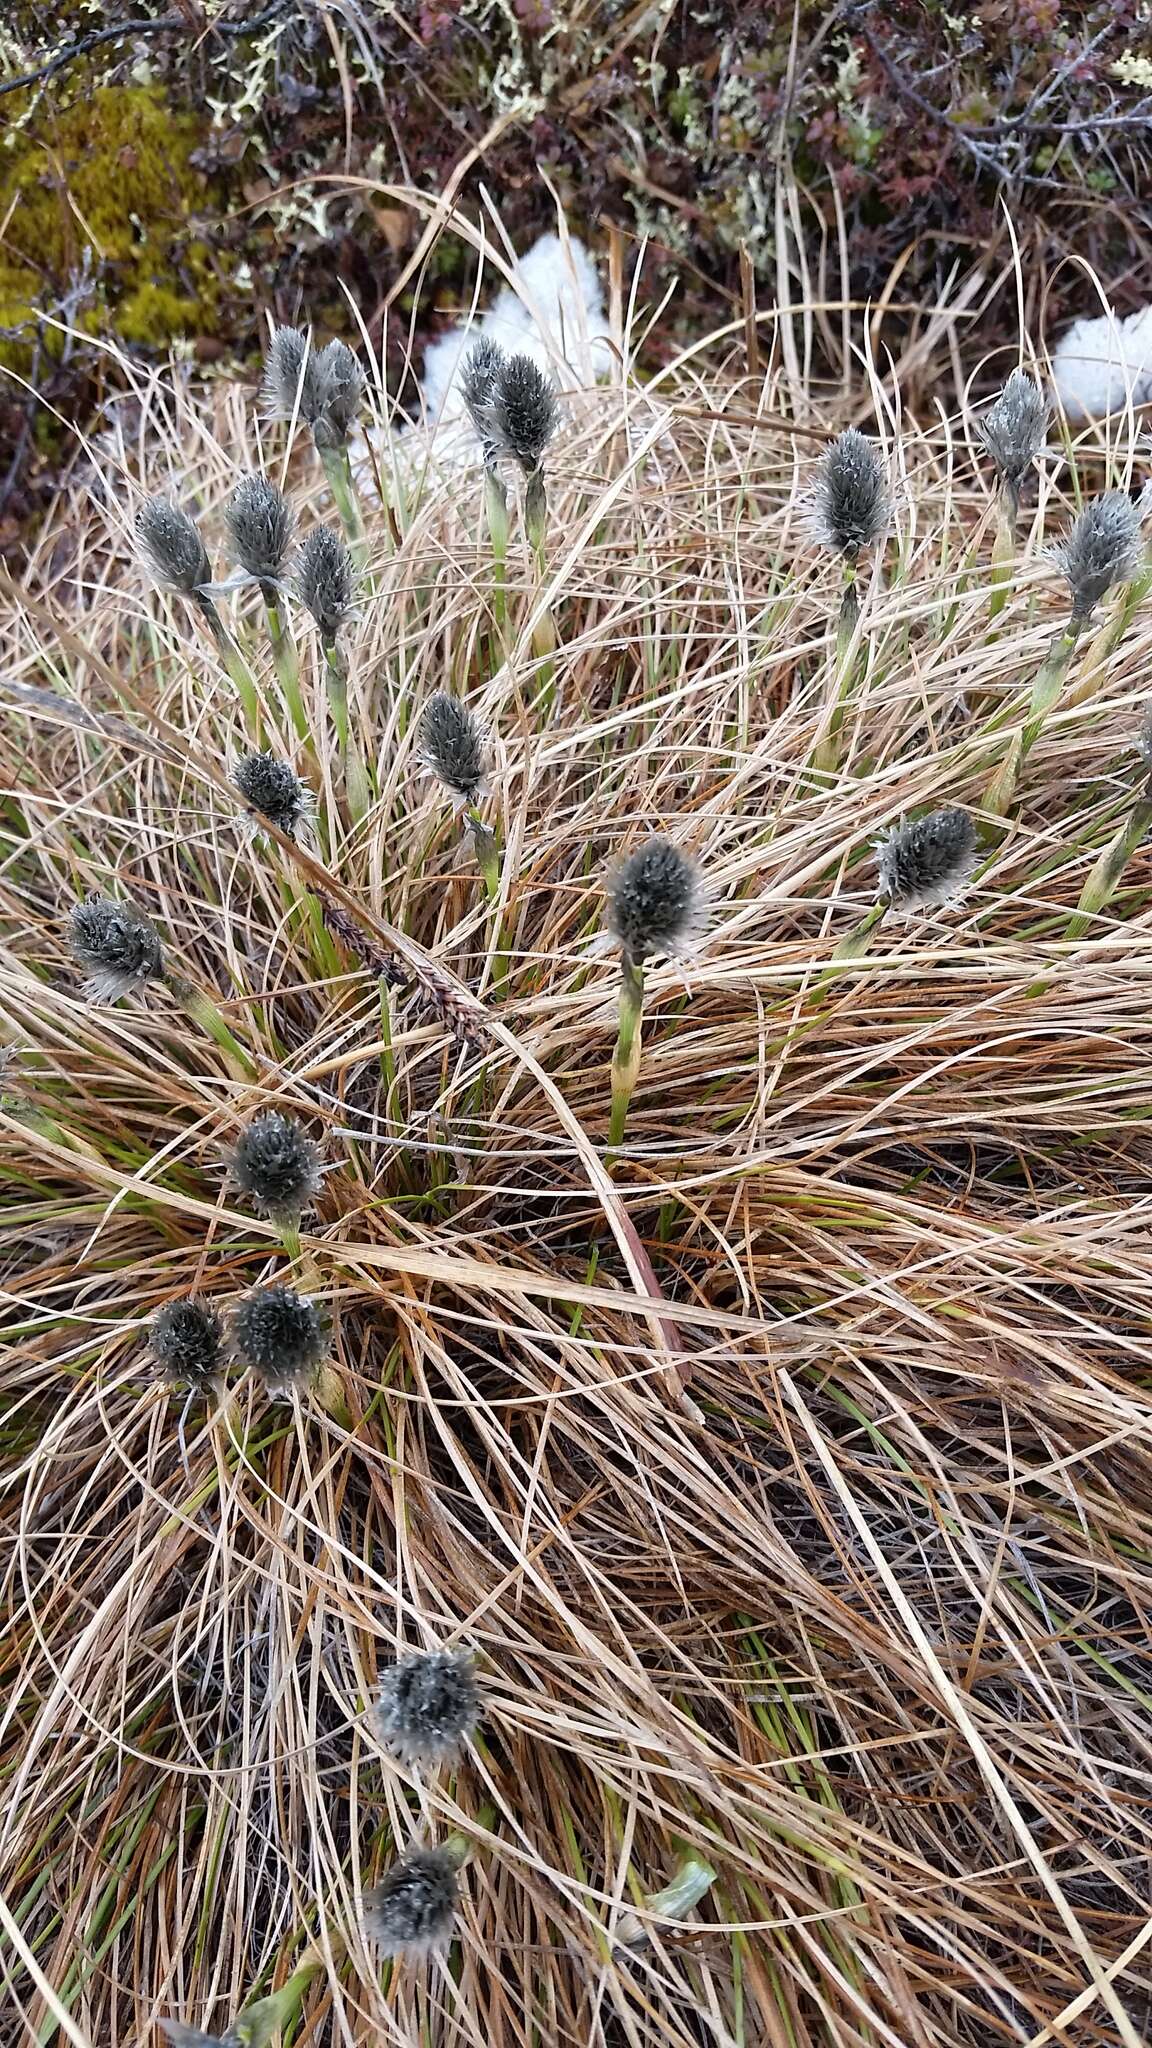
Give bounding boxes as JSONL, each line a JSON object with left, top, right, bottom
{"left": 150, "top": 1299, "right": 225, "bottom": 1390}
{"left": 976, "top": 370, "right": 1050, "bottom": 493}
{"left": 810, "top": 428, "right": 889, "bottom": 560}
{"left": 417, "top": 692, "right": 488, "bottom": 805}
{"left": 263, "top": 328, "right": 363, "bottom": 448}
{"left": 69, "top": 895, "right": 164, "bottom": 1001}
{"left": 226, "top": 474, "right": 293, "bottom": 583}
{"left": 371, "top": 1650, "right": 480, "bottom": 1767}
{"left": 877, "top": 806, "right": 978, "bottom": 912}
{"left": 606, "top": 839, "right": 707, "bottom": 965}
{"left": 481, "top": 352, "right": 560, "bottom": 474}
{"left": 294, "top": 526, "right": 355, "bottom": 642}
{"left": 234, "top": 753, "right": 312, "bottom": 838}
{"left": 136, "top": 498, "right": 211, "bottom": 594}
{"left": 364, "top": 1847, "right": 458, "bottom": 1957}
{"left": 231, "top": 1285, "right": 328, "bottom": 1392}
{"left": 229, "top": 1110, "right": 322, "bottom": 1221}
{"left": 309, "top": 337, "right": 365, "bottom": 449}
{"left": 459, "top": 337, "right": 507, "bottom": 453}
{"left": 1052, "top": 490, "right": 1145, "bottom": 622}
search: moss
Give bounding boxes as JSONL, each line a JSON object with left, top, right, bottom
{"left": 0, "top": 81, "right": 222, "bottom": 367}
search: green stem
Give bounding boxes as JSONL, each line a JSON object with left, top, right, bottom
{"left": 1064, "top": 794, "right": 1152, "bottom": 940}
{"left": 196, "top": 592, "right": 261, "bottom": 736}
{"left": 614, "top": 1852, "right": 718, "bottom": 1950}
{"left": 988, "top": 490, "right": 1016, "bottom": 619}
{"left": 982, "top": 618, "right": 1083, "bottom": 816}
{"left": 608, "top": 956, "right": 645, "bottom": 1159}
{"left": 525, "top": 470, "right": 557, "bottom": 706}
{"left": 466, "top": 811, "right": 501, "bottom": 901}
{"left": 165, "top": 973, "right": 257, "bottom": 1079}
{"left": 811, "top": 567, "right": 860, "bottom": 776}
{"left": 234, "top": 1954, "right": 324, "bottom": 2047}
{"left": 319, "top": 444, "right": 366, "bottom": 570}
{"left": 323, "top": 641, "right": 371, "bottom": 820}
{"left": 264, "top": 595, "right": 308, "bottom": 740}
{"left": 484, "top": 467, "right": 509, "bottom": 633}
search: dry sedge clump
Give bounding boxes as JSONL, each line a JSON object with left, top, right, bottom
{"left": 876, "top": 806, "right": 978, "bottom": 912}
{"left": 228, "top": 1110, "right": 322, "bottom": 1222}
{"left": 16, "top": 291, "right": 1152, "bottom": 2048}
{"left": 149, "top": 1299, "right": 224, "bottom": 1390}
{"left": 364, "top": 1847, "right": 459, "bottom": 1957}
{"left": 69, "top": 894, "right": 164, "bottom": 1001}
{"left": 233, "top": 752, "right": 313, "bottom": 838}
{"left": 231, "top": 1285, "right": 328, "bottom": 1393}
{"left": 371, "top": 1650, "right": 480, "bottom": 1767}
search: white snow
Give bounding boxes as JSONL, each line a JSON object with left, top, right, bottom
{"left": 355, "top": 230, "right": 614, "bottom": 485}
{"left": 1051, "top": 304, "right": 1152, "bottom": 421}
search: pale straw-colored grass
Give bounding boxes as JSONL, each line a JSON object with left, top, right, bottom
{"left": 2, "top": 220, "right": 1152, "bottom": 2048}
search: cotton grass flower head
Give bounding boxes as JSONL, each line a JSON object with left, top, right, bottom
{"left": 228, "top": 1109, "right": 322, "bottom": 1223}
{"left": 417, "top": 692, "right": 489, "bottom": 807}
{"left": 606, "top": 838, "right": 707, "bottom": 966}
{"left": 876, "top": 806, "right": 978, "bottom": 914}
{"left": 363, "top": 1846, "right": 459, "bottom": 1958}
{"left": 371, "top": 1649, "right": 480, "bottom": 1767}
{"left": 136, "top": 498, "right": 212, "bottom": 595}
{"left": 226, "top": 474, "right": 293, "bottom": 587}
{"left": 294, "top": 526, "right": 355, "bottom": 644}
{"left": 459, "top": 335, "right": 507, "bottom": 456}
{"left": 1050, "top": 489, "right": 1146, "bottom": 623}
{"left": 810, "top": 428, "right": 889, "bottom": 562}
{"left": 976, "top": 369, "right": 1050, "bottom": 498}
{"left": 150, "top": 1299, "right": 225, "bottom": 1391}
{"left": 231, "top": 1284, "right": 328, "bottom": 1395}
{"left": 233, "top": 753, "right": 313, "bottom": 840}
{"left": 263, "top": 327, "right": 365, "bottom": 450}
{"left": 69, "top": 894, "right": 164, "bottom": 1002}
{"left": 481, "top": 351, "right": 560, "bottom": 475}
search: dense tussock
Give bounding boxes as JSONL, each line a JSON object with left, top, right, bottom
{"left": 3, "top": 281, "right": 1152, "bottom": 2048}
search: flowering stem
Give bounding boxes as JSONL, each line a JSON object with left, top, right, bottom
{"left": 1068, "top": 564, "right": 1152, "bottom": 708}
{"left": 466, "top": 810, "right": 501, "bottom": 901}
{"left": 982, "top": 618, "right": 1083, "bottom": 817}
{"left": 165, "top": 973, "right": 257, "bottom": 1080}
{"left": 196, "top": 592, "right": 262, "bottom": 736}
{"left": 323, "top": 642, "right": 371, "bottom": 821}
{"left": 608, "top": 956, "right": 645, "bottom": 1159}
{"left": 810, "top": 568, "right": 862, "bottom": 776}
{"left": 483, "top": 468, "right": 508, "bottom": 632}
{"left": 232, "top": 1953, "right": 324, "bottom": 2048}
{"left": 525, "top": 468, "right": 557, "bottom": 703}
{"left": 319, "top": 445, "right": 366, "bottom": 571}
{"left": 1064, "top": 794, "right": 1152, "bottom": 940}
{"left": 989, "top": 489, "right": 1017, "bottom": 618}
{"left": 614, "top": 1851, "right": 718, "bottom": 1949}
{"left": 264, "top": 596, "right": 308, "bottom": 741}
